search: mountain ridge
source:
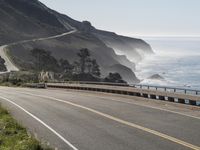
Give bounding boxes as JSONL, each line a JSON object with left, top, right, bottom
{"left": 0, "top": 0, "right": 153, "bottom": 83}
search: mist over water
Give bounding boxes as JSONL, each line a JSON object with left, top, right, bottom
{"left": 135, "top": 37, "right": 200, "bottom": 90}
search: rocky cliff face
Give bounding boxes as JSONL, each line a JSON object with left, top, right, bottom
{"left": 0, "top": 0, "right": 154, "bottom": 83}
{"left": 93, "top": 30, "right": 153, "bottom": 63}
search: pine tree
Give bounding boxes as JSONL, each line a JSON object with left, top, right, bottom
{"left": 77, "top": 48, "right": 91, "bottom": 74}
{"left": 59, "top": 59, "right": 73, "bottom": 73}
{"left": 91, "top": 59, "right": 101, "bottom": 77}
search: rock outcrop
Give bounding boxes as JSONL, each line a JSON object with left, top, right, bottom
{"left": 148, "top": 74, "right": 165, "bottom": 80}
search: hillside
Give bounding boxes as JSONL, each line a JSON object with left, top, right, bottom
{"left": 0, "top": 0, "right": 153, "bottom": 83}
{"left": 0, "top": 0, "right": 68, "bottom": 44}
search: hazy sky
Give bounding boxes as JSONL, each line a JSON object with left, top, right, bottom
{"left": 40, "top": 0, "right": 200, "bottom": 37}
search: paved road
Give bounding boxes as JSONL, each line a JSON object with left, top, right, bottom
{"left": 0, "top": 86, "right": 199, "bottom": 150}
{"left": 0, "top": 45, "right": 19, "bottom": 73}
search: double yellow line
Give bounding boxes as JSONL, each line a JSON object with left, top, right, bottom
{"left": 3, "top": 90, "right": 200, "bottom": 150}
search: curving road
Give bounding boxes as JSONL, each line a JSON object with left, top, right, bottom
{"left": 0, "top": 28, "right": 77, "bottom": 74}
{"left": 0, "top": 45, "right": 19, "bottom": 73}
{"left": 0, "top": 86, "right": 199, "bottom": 150}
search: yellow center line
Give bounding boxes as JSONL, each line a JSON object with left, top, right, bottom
{"left": 5, "top": 87, "right": 200, "bottom": 120}
{"left": 42, "top": 89, "right": 200, "bottom": 120}
{"left": 3, "top": 90, "right": 200, "bottom": 150}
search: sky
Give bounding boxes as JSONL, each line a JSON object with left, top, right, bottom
{"left": 39, "top": 0, "right": 200, "bottom": 37}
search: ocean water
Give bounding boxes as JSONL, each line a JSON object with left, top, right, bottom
{"left": 135, "top": 37, "right": 200, "bottom": 90}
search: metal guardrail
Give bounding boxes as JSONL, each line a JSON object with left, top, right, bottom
{"left": 26, "top": 82, "right": 200, "bottom": 106}
{"left": 46, "top": 83, "right": 200, "bottom": 106}
{"left": 49, "top": 81, "right": 129, "bottom": 87}
{"left": 132, "top": 84, "right": 200, "bottom": 96}
{"left": 49, "top": 81, "right": 200, "bottom": 96}
{"left": 25, "top": 83, "right": 47, "bottom": 89}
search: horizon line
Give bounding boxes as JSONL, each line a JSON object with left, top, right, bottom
{"left": 126, "top": 34, "right": 200, "bottom": 38}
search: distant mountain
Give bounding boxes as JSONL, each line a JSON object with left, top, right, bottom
{"left": 0, "top": 0, "right": 153, "bottom": 83}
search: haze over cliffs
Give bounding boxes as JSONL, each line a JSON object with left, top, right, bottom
{"left": 0, "top": 0, "right": 153, "bottom": 83}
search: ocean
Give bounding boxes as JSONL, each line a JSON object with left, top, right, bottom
{"left": 135, "top": 37, "right": 200, "bottom": 90}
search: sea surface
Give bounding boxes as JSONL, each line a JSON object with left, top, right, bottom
{"left": 135, "top": 37, "right": 200, "bottom": 90}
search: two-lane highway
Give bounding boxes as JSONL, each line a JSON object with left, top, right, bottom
{"left": 0, "top": 86, "right": 199, "bottom": 150}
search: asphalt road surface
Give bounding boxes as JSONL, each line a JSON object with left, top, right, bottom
{"left": 0, "top": 86, "right": 199, "bottom": 150}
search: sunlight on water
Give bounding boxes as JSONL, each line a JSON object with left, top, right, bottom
{"left": 135, "top": 37, "right": 200, "bottom": 90}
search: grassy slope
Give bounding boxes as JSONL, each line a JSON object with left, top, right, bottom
{"left": 0, "top": 105, "right": 51, "bottom": 150}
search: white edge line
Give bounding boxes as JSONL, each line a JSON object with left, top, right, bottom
{"left": 1, "top": 90, "right": 200, "bottom": 150}
{"left": 0, "top": 87, "right": 199, "bottom": 120}
{"left": 0, "top": 96, "right": 79, "bottom": 150}
{"left": 10, "top": 92, "right": 200, "bottom": 150}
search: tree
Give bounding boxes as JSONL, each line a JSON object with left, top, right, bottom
{"left": 104, "top": 72, "right": 127, "bottom": 83}
{"left": 59, "top": 59, "right": 73, "bottom": 73}
{"left": 91, "top": 59, "right": 101, "bottom": 77}
{"left": 86, "top": 58, "right": 92, "bottom": 74}
{"left": 72, "top": 61, "right": 80, "bottom": 74}
{"left": 0, "top": 56, "right": 6, "bottom": 71}
{"left": 31, "top": 48, "right": 59, "bottom": 72}
{"left": 77, "top": 48, "right": 90, "bottom": 74}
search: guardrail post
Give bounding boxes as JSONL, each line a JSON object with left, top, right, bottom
{"left": 143, "top": 93, "right": 148, "bottom": 98}
{"left": 159, "top": 96, "right": 165, "bottom": 100}
{"left": 178, "top": 98, "right": 185, "bottom": 104}
{"left": 150, "top": 95, "right": 156, "bottom": 99}
{"left": 189, "top": 100, "right": 196, "bottom": 106}
{"left": 136, "top": 93, "right": 141, "bottom": 97}
{"left": 168, "top": 97, "right": 174, "bottom": 102}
